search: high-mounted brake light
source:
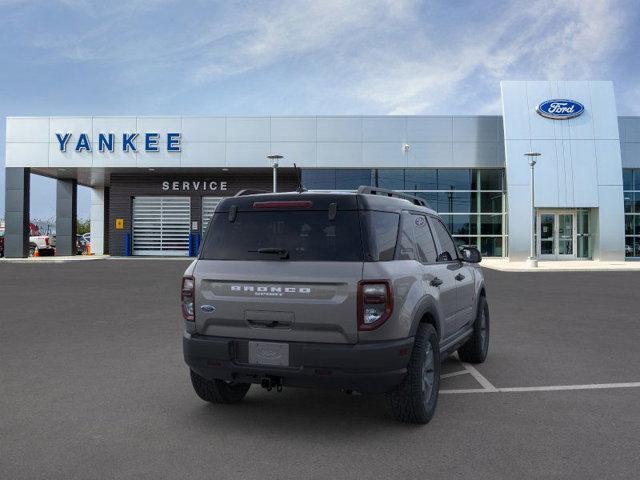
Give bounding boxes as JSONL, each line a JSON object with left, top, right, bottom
{"left": 181, "top": 276, "right": 195, "bottom": 321}
{"left": 253, "top": 201, "right": 313, "bottom": 209}
{"left": 357, "top": 280, "right": 393, "bottom": 331}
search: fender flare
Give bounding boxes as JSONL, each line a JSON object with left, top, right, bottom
{"left": 409, "top": 295, "right": 442, "bottom": 340}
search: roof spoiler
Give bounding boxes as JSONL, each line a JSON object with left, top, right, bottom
{"left": 234, "top": 189, "right": 270, "bottom": 197}
{"left": 356, "top": 186, "right": 429, "bottom": 208}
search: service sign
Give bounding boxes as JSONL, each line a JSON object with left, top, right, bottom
{"left": 536, "top": 99, "right": 584, "bottom": 120}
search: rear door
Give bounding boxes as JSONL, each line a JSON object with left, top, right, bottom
{"left": 194, "top": 203, "right": 363, "bottom": 344}
{"left": 428, "top": 216, "right": 475, "bottom": 334}
{"left": 410, "top": 213, "right": 459, "bottom": 339}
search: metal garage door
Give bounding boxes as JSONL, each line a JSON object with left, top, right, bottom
{"left": 132, "top": 197, "right": 191, "bottom": 256}
{"left": 202, "top": 197, "right": 223, "bottom": 235}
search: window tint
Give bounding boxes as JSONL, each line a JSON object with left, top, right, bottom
{"left": 429, "top": 217, "right": 458, "bottom": 262}
{"left": 364, "top": 211, "right": 399, "bottom": 261}
{"left": 201, "top": 211, "right": 363, "bottom": 261}
{"left": 412, "top": 214, "right": 437, "bottom": 263}
{"left": 396, "top": 213, "right": 417, "bottom": 260}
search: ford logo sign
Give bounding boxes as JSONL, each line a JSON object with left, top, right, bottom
{"left": 536, "top": 99, "right": 584, "bottom": 120}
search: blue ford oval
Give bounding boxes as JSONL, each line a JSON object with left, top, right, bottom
{"left": 536, "top": 99, "right": 584, "bottom": 119}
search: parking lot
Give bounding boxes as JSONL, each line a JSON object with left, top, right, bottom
{"left": 1, "top": 260, "right": 640, "bottom": 479}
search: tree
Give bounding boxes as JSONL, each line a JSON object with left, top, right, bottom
{"left": 77, "top": 218, "right": 91, "bottom": 236}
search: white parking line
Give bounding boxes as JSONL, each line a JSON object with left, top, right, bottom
{"left": 460, "top": 362, "right": 497, "bottom": 391}
{"left": 440, "top": 370, "right": 469, "bottom": 379}
{"left": 441, "top": 382, "right": 640, "bottom": 394}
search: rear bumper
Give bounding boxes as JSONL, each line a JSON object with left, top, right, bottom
{"left": 183, "top": 333, "right": 414, "bottom": 394}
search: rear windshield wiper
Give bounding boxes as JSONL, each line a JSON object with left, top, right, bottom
{"left": 249, "top": 247, "right": 290, "bottom": 259}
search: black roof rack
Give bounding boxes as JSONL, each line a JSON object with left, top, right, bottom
{"left": 356, "top": 186, "right": 429, "bottom": 208}
{"left": 234, "top": 189, "right": 270, "bottom": 197}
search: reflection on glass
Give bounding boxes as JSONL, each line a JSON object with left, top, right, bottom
{"left": 377, "top": 169, "right": 405, "bottom": 190}
{"left": 481, "top": 237, "right": 502, "bottom": 257}
{"left": 335, "top": 169, "right": 373, "bottom": 190}
{"left": 437, "top": 192, "right": 475, "bottom": 213}
{"left": 440, "top": 215, "right": 477, "bottom": 235}
{"left": 480, "top": 169, "right": 503, "bottom": 190}
{"left": 437, "top": 169, "right": 472, "bottom": 190}
{"left": 301, "top": 169, "right": 335, "bottom": 189}
{"left": 540, "top": 214, "right": 554, "bottom": 255}
{"left": 406, "top": 169, "right": 437, "bottom": 190}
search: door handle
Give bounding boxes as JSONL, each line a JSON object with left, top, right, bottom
{"left": 455, "top": 273, "right": 465, "bottom": 281}
{"left": 430, "top": 277, "right": 443, "bottom": 287}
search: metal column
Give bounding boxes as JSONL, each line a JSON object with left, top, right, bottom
{"left": 3, "top": 167, "right": 30, "bottom": 258}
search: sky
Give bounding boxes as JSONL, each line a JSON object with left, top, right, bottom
{"left": 1, "top": 0, "right": 639, "bottom": 220}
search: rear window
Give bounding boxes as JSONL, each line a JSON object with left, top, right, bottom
{"left": 201, "top": 211, "right": 364, "bottom": 261}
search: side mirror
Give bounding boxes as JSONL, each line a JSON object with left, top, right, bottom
{"left": 460, "top": 246, "right": 482, "bottom": 263}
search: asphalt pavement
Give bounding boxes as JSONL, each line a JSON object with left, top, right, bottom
{"left": 1, "top": 260, "right": 639, "bottom": 479}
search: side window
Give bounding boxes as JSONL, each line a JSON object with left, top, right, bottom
{"left": 396, "top": 213, "right": 416, "bottom": 260}
{"left": 365, "top": 211, "right": 399, "bottom": 261}
{"left": 412, "top": 214, "right": 438, "bottom": 263}
{"left": 429, "top": 217, "right": 458, "bottom": 262}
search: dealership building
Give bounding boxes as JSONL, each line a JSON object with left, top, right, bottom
{"left": 3, "top": 80, "right": 640, "bottom": 261}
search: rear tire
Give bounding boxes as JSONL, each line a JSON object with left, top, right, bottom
{"left": 189, "top": 369, "right": 251, "bottom": 404}
{"left": 457, "top": 295, "right": 490, "bottom": 364}
{"left": 386, "top": 323, "right": 440, "bottom": 424}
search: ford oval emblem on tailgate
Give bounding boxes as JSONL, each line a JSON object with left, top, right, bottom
{"left": 200, "top": 304, "right": 216, "bottom": 312}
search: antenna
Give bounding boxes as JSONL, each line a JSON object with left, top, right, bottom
{"left": 293, "top": 163, "right": 306, "bottom": 193}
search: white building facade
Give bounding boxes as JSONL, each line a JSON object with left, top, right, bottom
{"left": 3, "top": 80, "right": 640, "bottom": 261}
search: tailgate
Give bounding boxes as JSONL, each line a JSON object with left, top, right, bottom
{"left": 194, "top": 260, "right": 362, "bottom": 344}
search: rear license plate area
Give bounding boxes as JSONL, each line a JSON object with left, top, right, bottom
{"left": 248, "top": 341, "right": 290, "bottom": 367}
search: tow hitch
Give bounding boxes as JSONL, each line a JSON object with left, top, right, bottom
{"left": 260, "top": 376, "right": 283, "bottom": 392}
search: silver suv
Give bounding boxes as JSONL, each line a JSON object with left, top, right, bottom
{"left": 182, "top": 187, "right": 489, "bottom": 424}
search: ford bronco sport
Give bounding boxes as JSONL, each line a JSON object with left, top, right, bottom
{"left": 182, "top": 186, "right": 489, "bottom": 424}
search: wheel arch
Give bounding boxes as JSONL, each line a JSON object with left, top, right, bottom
{"left": 409, "top": 296, "right": 442, "bottom": 340}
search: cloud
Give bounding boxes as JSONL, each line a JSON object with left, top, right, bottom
{"left": 5, "top": 0, "right": 633, "bottom": 114}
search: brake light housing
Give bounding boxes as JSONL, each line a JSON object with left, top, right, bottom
{"left": 181, "top": 276, "right": 195, "bottom": 321}
{"left": 253, "top": 200, "right": 313, "bottom": 209}
{"left": 357, "top": 280, "right": 393, "bottom": 331}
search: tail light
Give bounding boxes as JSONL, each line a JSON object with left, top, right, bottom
{"left": 181, "top": 276, "right": 195, "bottom": 321}
{"left": 357, "top": 280, "right": 393, "bottom": 331}
{"left": 45, "top": 237, "right": 49, "bottom": 246}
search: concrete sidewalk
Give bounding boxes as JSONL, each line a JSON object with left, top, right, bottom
{"left": 481, "top": 258, "right": 640, "bottom": 272}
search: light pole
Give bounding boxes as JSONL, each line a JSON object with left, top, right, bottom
{"left": 267, "top": 154, "right": 283, "bottom": 193}
{"left": 525, "top": 152, "right": 541, "bottom": 267}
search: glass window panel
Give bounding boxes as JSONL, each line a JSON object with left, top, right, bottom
{"left": 405, "top": 169, "right": 437, "bottom": 190}
{"left": 452, "top": 236, "right": 477, "bottom": 250}
{"left": 377, "top": 169, "right": 405, "bottom": 190}
{"left": 437, "top": 169, "right": 472, "bottom": 190}
{"left": 437, "top": 192, "right": 476, "bottom": 213}
{"left": 624, "top": 192, "right": 634, "bottom": 213}
{"left": 428, "top": 217, "right": 458, "bottom": 262}
{"left": 480, "top": 169, "right": 503, "bottom": 190}
{"left": 412, "top": 214, "right": 438, "bottom": 263}
{"left": 335, "top": 169, "right": 373, "bottom": 190}
{"left": 625, "top": 215, "right": 634, "bottom": 235}
{"left": 397, "top": 214, "right": 417, "bottom": 260}
{"left": 480, "top": 237, "right": 503, "bottom": 257}
{"left": 635, "top": 192, "right": 640, "bottom": 213}
{"left": 481, "top": 192, "right": 503, "bottom": 213}
{"left": 301, "top": 169, "right": 335, "bottom": 190}
{"left": 413, "top": 192, "right": 438, "bottom": 210}
{"left": 636, "top": 217, "right": 640, "bottom": 236}
{"left": 623, "top": 169, "right": 634, "bottom": 190}
{"left": 635, "top": 169, "right": 640, "bottom": 190}
{"left": 439, "top": 215, "right": 477, "bottom": 235}
{"left": 480, "top": 215, "right": 503, "bottom": 235}
{"left": 625, "top": 236, "right": 635, "bottom": 258}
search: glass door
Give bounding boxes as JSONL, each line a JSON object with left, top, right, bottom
{"left": 538, "top": 213, "right": 555, "bottom": 258}
{"left": 536, "top": 211, "right": 577, "bottom": 260}
{"left": 557, "top": 213, "right": 574, "bottom": 258}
